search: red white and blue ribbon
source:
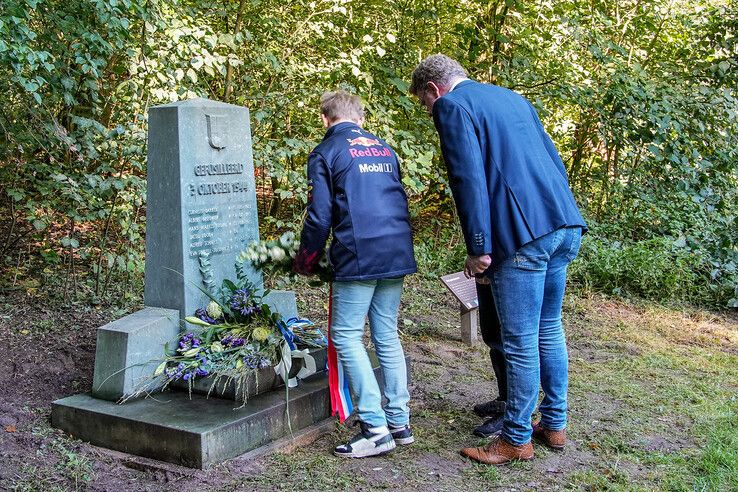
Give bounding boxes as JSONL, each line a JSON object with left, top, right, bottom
{"left": 327, "top": 283, "right": 353, "bottom": 422}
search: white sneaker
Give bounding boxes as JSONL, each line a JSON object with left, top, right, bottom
{"left": 389, "top": 424, "right": 415, "bottom": 445}
{"left": 334, "top": 422, "right": 396, "bottom": 458}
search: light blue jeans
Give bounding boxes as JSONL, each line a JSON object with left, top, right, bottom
{"left": 331, "top": 278, "right": 410, "bottom": 428}
{"left": 489, "top": 227, "right": 582, "bottom": 445}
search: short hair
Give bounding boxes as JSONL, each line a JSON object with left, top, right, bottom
{"left": 409, "top": 54, "right": 468, "bottom": 96}
{"left": 320, "top": 90, "right": 365, "bottom": 123}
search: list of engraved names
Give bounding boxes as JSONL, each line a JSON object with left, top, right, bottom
{"left": 186, "top": 162, "right": 255, "bottom": 257}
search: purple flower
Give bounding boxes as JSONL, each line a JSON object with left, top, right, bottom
{"left": 183, "top": 373, "right": 192, "bottom": 381}
{"left": 195, "top": 308, "right": 217, "bottom": 324}
{"left": 222, "top": 334, "right": 246, "bottom": 348}
{"left": 242, "top": 354, "right": 260, "bottom": 369}
{"left": 229, "top": 288, "right": 262, "bottom": 319}
{"left": 242, "top": 353, "right": 271, "bottom": 370}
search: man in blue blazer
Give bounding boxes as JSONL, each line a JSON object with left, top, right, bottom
{"left": 410, "top": 54, "right": 587, "bottom": 465}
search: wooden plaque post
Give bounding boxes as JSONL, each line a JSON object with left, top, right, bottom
{"left": 440, "top": 272, "right": 480, "bottom": 346}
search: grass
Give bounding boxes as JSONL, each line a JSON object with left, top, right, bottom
{"left": 212, "top": 281, "right": 737, "bottom": 492}
{"left": 10, "top": 431, "right": 94, "bottom": 492}
{"left": 561, "top": 293, "right": 738, "bottom": 491}
{"left": 4, "top": 276, "right": 736, "bottom": 491}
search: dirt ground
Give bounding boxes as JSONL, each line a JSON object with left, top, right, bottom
{"left": 1, "top": 278, "right": 736, "bottom": 491}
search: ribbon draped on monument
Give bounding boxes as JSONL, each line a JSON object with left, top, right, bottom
{"left": 274, "top": 318, "right": 325, "bottom": 388}
{"left": 327, "top": 283, "right": 353, "bottom": 422}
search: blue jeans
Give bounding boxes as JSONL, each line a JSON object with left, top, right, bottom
{"left": 489, "top": 227, "right": 582, "bottom": 445}
{"left": 330, "top": 278, "right": 410, "bottom": 428}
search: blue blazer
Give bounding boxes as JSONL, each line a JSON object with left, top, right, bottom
{"left": 432, "top": 80, "right": 587, "bottom": 264}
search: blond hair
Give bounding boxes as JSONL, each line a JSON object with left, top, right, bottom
{"left": 320, "top": 90, "right": 365, "bottom": 123}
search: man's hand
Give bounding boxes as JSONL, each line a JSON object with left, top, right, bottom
{"left": 464, "top": 254, "right": 491, "bottom": 278}
{"left": 293, "top": 247, "right": 321, "bottom": 276}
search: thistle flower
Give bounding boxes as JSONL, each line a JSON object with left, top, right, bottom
{"left": 252, "top": 327, "right": 271, "bottom": 342}
{"left": 206, "top": 301, "right": 223, "bottom": 320}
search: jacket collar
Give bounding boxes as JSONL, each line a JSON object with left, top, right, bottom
{"left": 323, "top": 121, "right": 360, "bottom": 140}
{"left": 451, "top": 79, "right": 474, "bottom": 91}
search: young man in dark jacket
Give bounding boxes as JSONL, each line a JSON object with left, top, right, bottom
{"left": 294, "top": 90, "right": 417, "bottom": 458}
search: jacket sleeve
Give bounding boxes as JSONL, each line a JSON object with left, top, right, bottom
{"left": 432, "top": 97, "right": 492, "bottom": 257}
{"left": 527, "top": 101, "right": 569, "bottom": 182}
{"left": 294, "top": 152, "right": 332, "bottom": 275}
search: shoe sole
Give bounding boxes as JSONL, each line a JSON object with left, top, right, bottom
{"left": 460, "top": 450, "right": 534, "bottom": 466}
{"left": 539, "top": 442, "right": 565, "bottom": 451}
{"left": 393, "top": 436, "right": 415, "bottom": 445}
{"left": 333, "top": 441, "right": 396, "bottom": 458}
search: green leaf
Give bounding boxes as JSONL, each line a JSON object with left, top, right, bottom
{"left": 222, "top": 279, "right": 238, "bottom": 292}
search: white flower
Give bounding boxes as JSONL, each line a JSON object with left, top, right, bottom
{"left": 259, "top": 253, "right": 267, "bottom": 262}
{"left": 206, "top": 301, "right": 222, "bottom": 320}
{"left": 270, "top": 246, "right": 286, "bottom": 261}
{"left": 279, "top": 231, "right": 295, "bottom": 248}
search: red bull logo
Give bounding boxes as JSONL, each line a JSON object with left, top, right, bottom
{"left": 347, "top": 136, "right": 381, "bottom": 147}
{"left": 349, "top": 146, "right": 392, "bottom": 158}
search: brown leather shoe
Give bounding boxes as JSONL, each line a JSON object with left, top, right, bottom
{"left": 532, "top": 421, "right": 566, "bottom": 451}
{"left": 460, "top": 436, "right": 534, "bottom": 465}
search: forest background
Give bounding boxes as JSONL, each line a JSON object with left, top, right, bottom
{"left": 1, "top": 0, "right": 736, "bottom": 309}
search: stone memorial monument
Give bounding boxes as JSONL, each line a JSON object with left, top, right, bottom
{"left": 50, "top": 99, "right": 340, "bottom": 468}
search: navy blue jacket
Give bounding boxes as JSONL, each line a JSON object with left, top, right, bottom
{"left": 433, "top": 80, "right": 587, "bottom": 264}
{"left": 296, "top": 122, "right": 417, "bottom": 281}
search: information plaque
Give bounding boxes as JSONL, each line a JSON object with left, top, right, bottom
{"left": 439, "top": 271, "right": 480, "bottom": 346}
{"left": 440, "top": 271, "right": 479, "bottom": 312}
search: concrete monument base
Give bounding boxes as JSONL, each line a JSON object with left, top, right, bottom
{"left": 53, "top": 371, "right": 332, "bottom": 469}
{"left": 52, "top": 355, "right": 408, "bottom": 468}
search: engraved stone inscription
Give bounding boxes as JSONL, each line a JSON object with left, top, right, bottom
{"left": 185, "top": 160, "right": 256, "bottom": 258}
{"left": 187, "top": 163, "right": 250, "bottom": 197}
{"left": 187, "top": 204, "right": 255, "bottom": 257}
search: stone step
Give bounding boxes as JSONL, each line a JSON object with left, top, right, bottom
{"left": 52, "top": 371, "right": 332, "bottom": 469}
